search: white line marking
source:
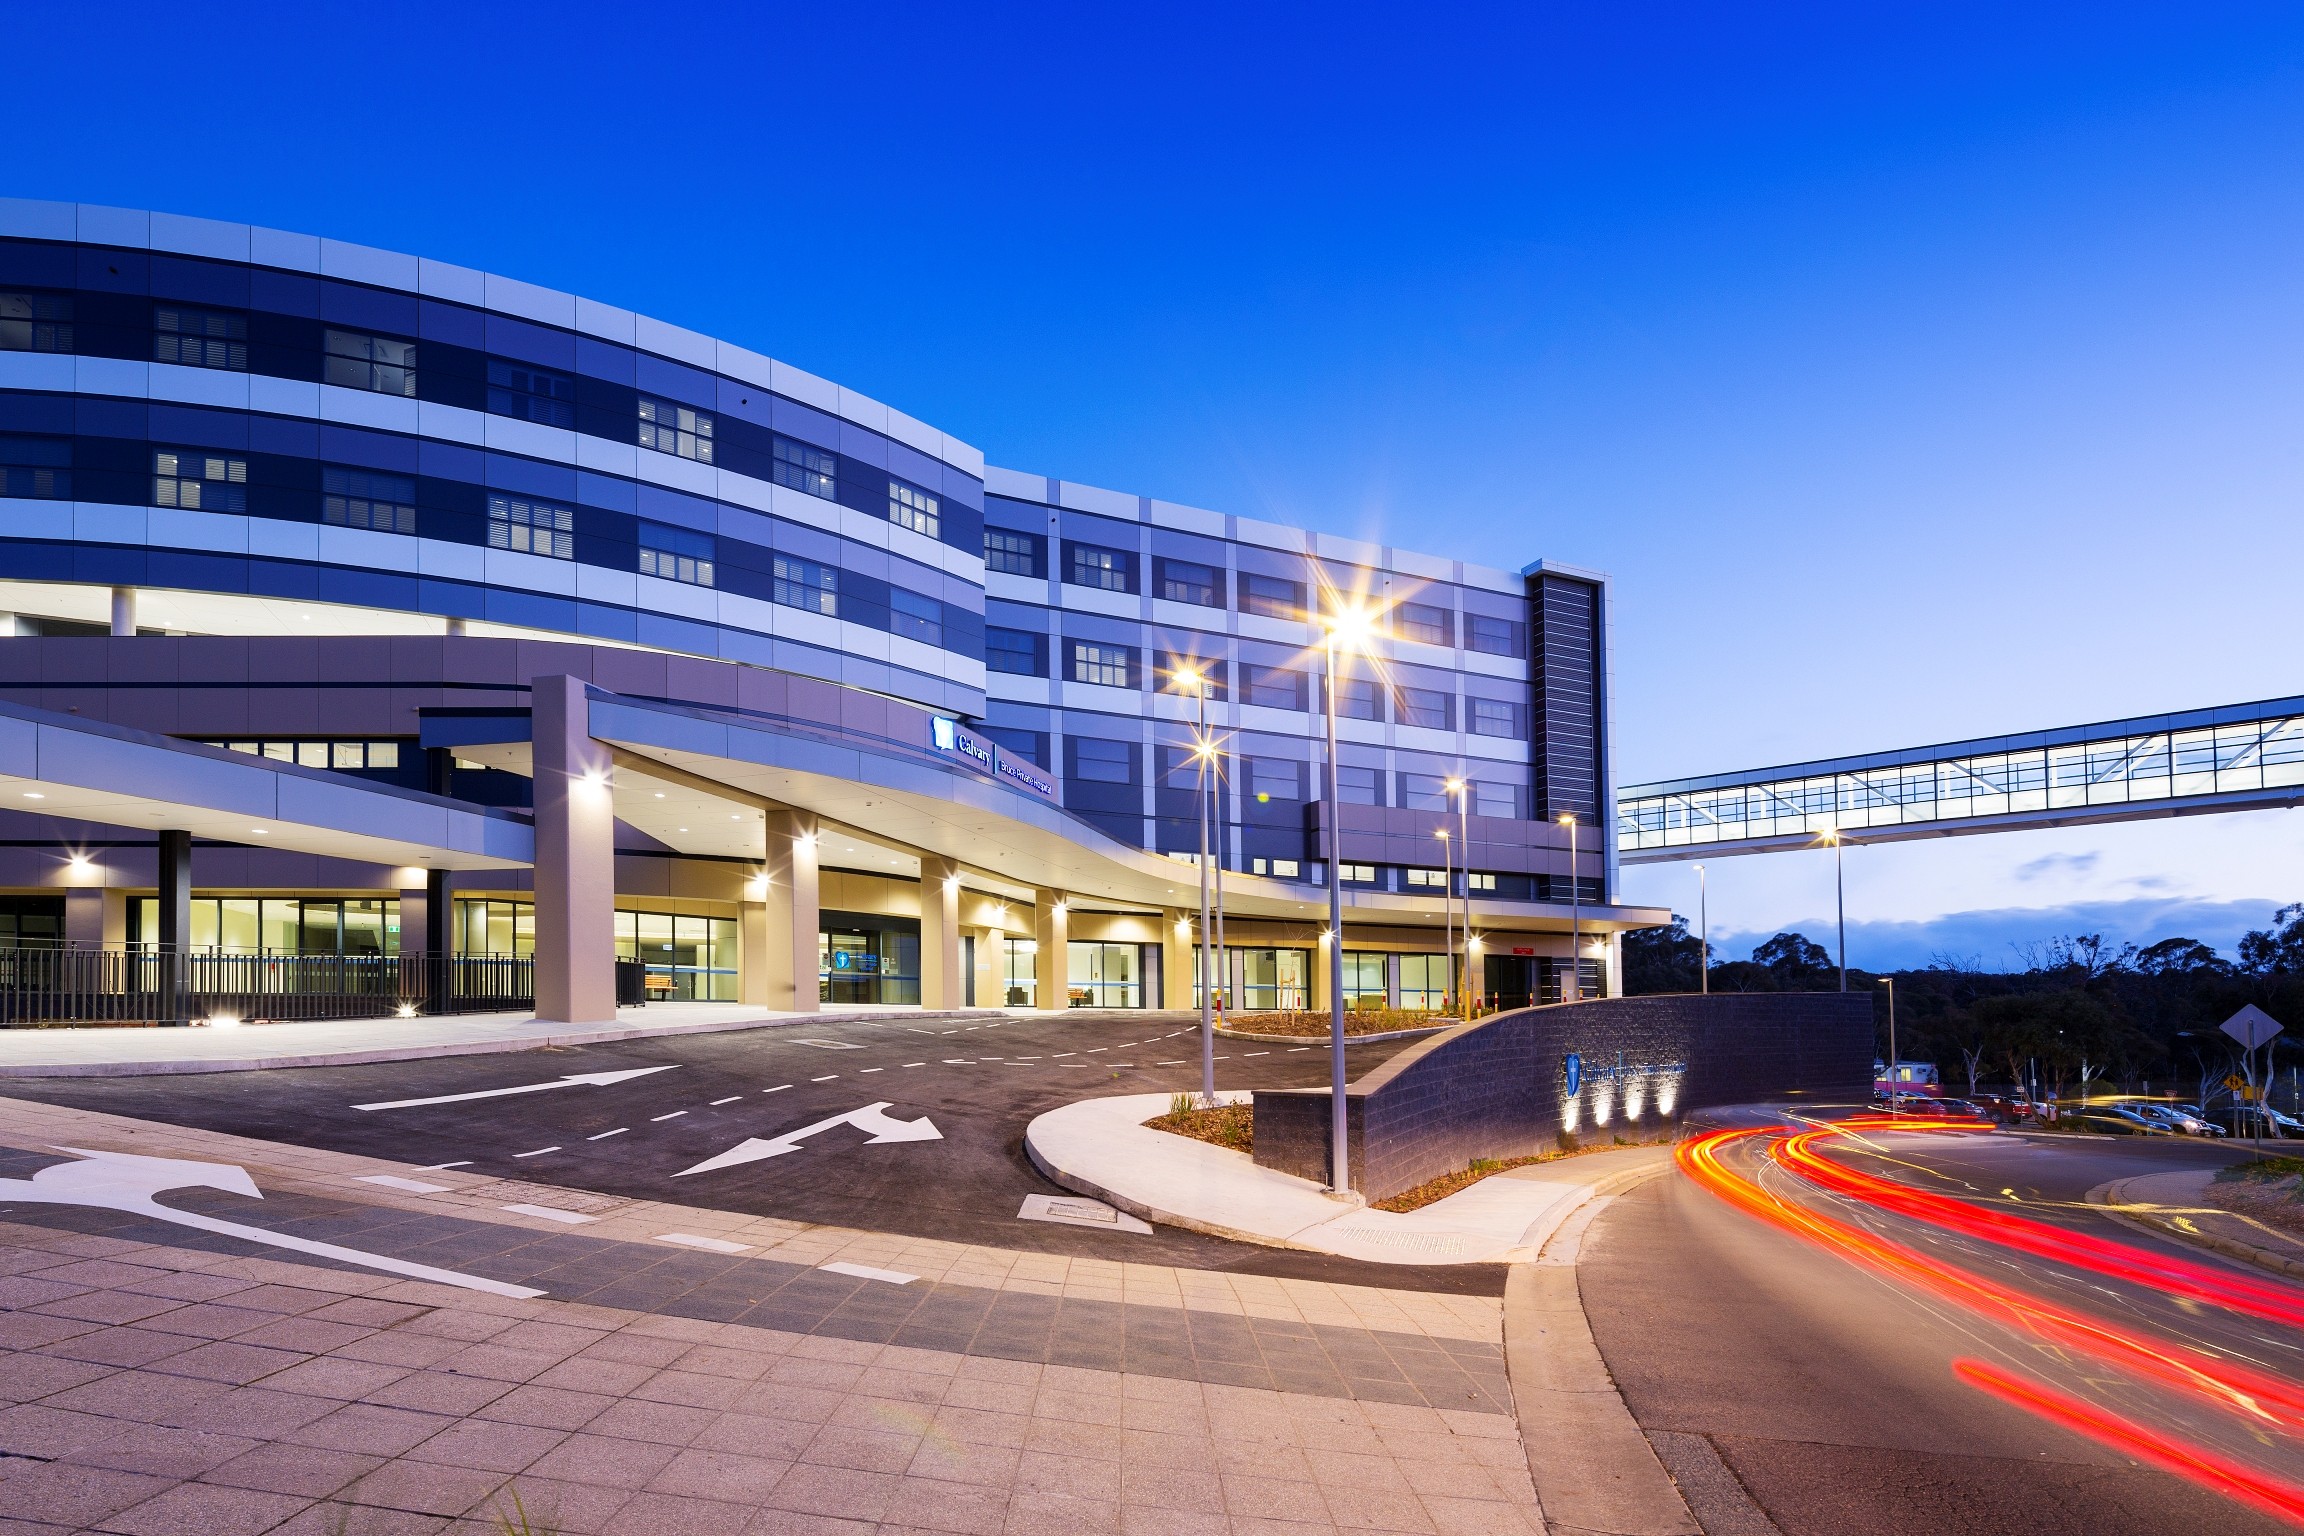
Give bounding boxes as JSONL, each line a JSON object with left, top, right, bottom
{"left": 943, "top": 1059, "right": 973, "bottom": 1065}
{"left": 820, "top": 1260, "right": 917, "bottom": 1285}
{"left": 1054, "top": 1052, "right": 1076, "bottom": 1058}
{"left": 1089, "top": 1048, "right": 1108, "bottom": 1053}
{"left": 710, "top": 1097, "right": 742, "bottom": 1106}
{"left": 982, "top": 1056, "right": 1003, "bottom": 1060}
{"left": 1288, "top": 1047, "right": 1312, "bottom": 1052}
{"left": 674, "top": 1103, "right": 943, "bottom": 1176}
{"left": 587, "top": 1128, "right": 628, "bottom": 1141}
{"left": 357, "top": 1175, "right": 447, "bottom": 1194}
{"left": 651, "top": 1111, "right": 687, "bottom": 1122}
{"left": 502, "top": 1203, "right": 595, "bottom": 1225}
{"left": 764, "top": 1085, "right": 791, "bottom": 1093}
{"left": 421, "top": 1161, "right": 472, "bottom": 1169}
{"left": 861, "top": 1067, "right": 882, "bottom": 1073}
{"left": 1157, "top": 1060, "right": 1185, "bottom": 1066}
{"left": 903, "top": 1062, "right": 925, "bottom": 1068}
{"left": 1245, "top": 1051, "right": 1269, "bottom": 1057}
{"left": 811, "top": 1074, "right": 838, "bottom": 1082}
{"left": 655, "top": 1232, "right": 750, "bottom": 1254}
{"left": 354, "top": 1065, "right": 677, "bottom": 1112}
{"left": 512, "top": 1146, "right": 560, "bottom": 1158}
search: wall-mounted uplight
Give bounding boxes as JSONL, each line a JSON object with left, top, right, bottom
{"left": 395, "top": 1002, "right": 419, "bottom": 1019}
{"left": 22, "top": 792, "right": 43, "bottom": 800}
{"left": 204, "top": 1013, "right": 242, "bottom": 1030}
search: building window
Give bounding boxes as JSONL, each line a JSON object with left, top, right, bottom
{"left": 770, "top": 434, "right": 835, "bottom": 497}
{"left": 1405, "top": 867, "right": 1446, "bottom": 889}
{"left": 0, "top": 436, "right": 71, "bottom": 500}
{"left": 488, "top": 494, "right": 574, "bottom": 559}
{"left": 1467, "top": 614, "right": 1523, "bottom": 656}
{"left": 771, "top": 554, "right": 837, "bottom": 615}
{"left": 1336, "top": 765, "right": 1382, "bottom": 806}
{"left": 982, "top": 724, "right": 1047, "bottom": 766}
{"left": 984, "top": 528, "right": 1042, "bottom": 576}
{"left": 638, "top": 521, "right": 715, "bottom": 586}
{"left": 890, "top": 587, "right": 942, "bottom": 647}
{"left": 1247, "top": 758, "right": 1300, "bottom": 803}
{"left": 1468, "top": 872, "right": 1498, "bottom": 892}
{"left": 1470, "top": 698, "right": 1523, "bottom": 737}
{"left": 1251, "top": 857, "right": 1304, "bottom": 879}
{"left": 1067, "top": 542, "right": 1133, "bottom": 593}
{"left": 1397, "top": 687, "right": 1452, "bottom": 731}
{"left": 1242, "top": 664, "right": 1303, "bottom": 711}
{"left": 1068, "top": 941, "right": 1146, "bottom": 1008}
{"left": 1474, "top": 780, "right": 1520, "bottom": 818}
{"left": 1339, "top": 863, "right": 1378, "bottom": 884}
{"left": 888, "top": 479, "right": 940, "bottom": 538}
{"left": 153, "top": 305, "right": 246, "bottom": 371}
{"left": 1335, "top": 677, "right": 1382, "bottom": 720}
{"left": 1239, "top": 573, "right": 1303, "bottom": 620}
{"left": 324, "top": 329, "right": 416, "bottom": 396}
{"left": 486, "top": 360, "right": 575, "bottom": 428}
{"left": 1070, "top": 641, "right": 1134, "bottom": 688}
{"left": 153, "top": 449, "right": 245, "bottom": 513}
{"left": 985, "top": 627, "right": 1043, "bottom": 676}
{"left": 1158, "top": 558, "right": 1220, "bottom": 606}
{"left": 322, "top": 466, "right": 416, "bottom": 534}
{"left": 1395, "top": 601, "right": 1451, "bottom": 646}
{"left": 213, "top": 739, "right": 404, "bottom": 770}
{"left": 0, "top": 293, "right": 72, "bottom": 353}
{"left": 1073, "top": 738, "right": 1135, "bottom": 784}
{"left": 639, "top": 397, "right": 714, "bottom": 462}
{"left": 1401, "top": 773, "right": 1450, "bottom": 811}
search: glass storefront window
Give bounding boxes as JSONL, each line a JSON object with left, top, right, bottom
{"left": 1399, "top": 954, "right": 1451, "bottom": 1011}
{"left": 1235, "top": 948, "right": 1310, "bottom": 1011}
{"left": 820, "top": 917, "right": 919, "bottom": 1006}
{"left": 1004, "top": 937, "right": 1036, "bottom": 1007}
{"left": 133, "top": 897, "right": 402, "bottom": 955}
{"left": 1340, "top": 952, "right": 1388, "bottom": 1009}
{"left": 1067, "top": 942, "right": 1144, "bottom": 1008}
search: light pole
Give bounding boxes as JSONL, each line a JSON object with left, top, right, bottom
{"left": 1694, "top": 862, "right": 1708, "bottom": 996}
{"left": 1878, "top": 975, "right": 1896, "bottom": 1116}
{"left": 1173, "top": 665, "right": 1217, "bottom": 1107}
{"left": 1820, "top": 828, "right": 1846, "bottom": 992}
{"left": 1559, "top": 812, "right": 1580, "bottom": 1003}
{"left": 1434, "top": 827, "right": 1453, "bottom": 1014}
{"left": 1319, "top": 603, "right": 1372, "bottom": 1193}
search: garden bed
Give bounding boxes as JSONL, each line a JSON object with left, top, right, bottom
{"left": 2207, "top": 1155, "right": 2304, "bottom": 1240}
{"left": 1221, "top": 1009, "right": 1457, "bottom": 1039}
{"left": 1143, "top": 1096, "right": 1253, "bottom": 1153}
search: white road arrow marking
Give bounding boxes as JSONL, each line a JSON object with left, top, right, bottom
{"left": 353, "top": 1065, "right": 677, "bottom": 1112}
{"left": 0, "top": 1147, "right": 543, "bottom": 1298}
{"left": 674, "top": 1101, "right": 942, "bottom": 1177}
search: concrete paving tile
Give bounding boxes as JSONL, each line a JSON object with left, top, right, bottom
{"left": 762, "top": 1461, "right": 900, "bottom": 1521}
{"left": 4, "top": 1349, "right": 120, "bottom": 1397}
{"left": 364, "top": 1369, "right": 518, "bottom": 1417}
{"left": 1416, "top": 1496, "right": 1541, "bottom": 1536}
{"left": 882, "top": 1475, "right": 1011, "bottom": 1534}
{"left": 146, "top": 1338, "right": 308, "bottom": 1385}
{"left": 629, "top": 1366, "right": 748, "bottom": 1410}
{"left": 35, "top": 1323, "right": 193, "bottom": 1369}
{"left": 460, "top": 1476, "right": 632, "bottom": 1535}
{"left": 907, "top": 1437, "right": 1023, "bottom": 1488}
{"left": 1224, "top": 1473, "right": 1328, "bottom": 1521}
{"left": 731, "top": 1380, "right": 844, "bottom": 1423}
{"left": 574, "top": 1332, "right": 692, "bottom": 1368}
{"left": 580, "top": 1396, "right": 719, "bottom": 1446}
{"left": 330, "top": 1331, "right": 467, "bottom": 1370}
{"left": 286, "top": 1402, "right": 458, "bottom": 1457}
{"left": 646, "top": 1445, "right": 794, "bottom": 1503}
{"left": 931, "top": 1404, "right": 1029, "bottom": 1447}
{"left": 404, "top": 1418, "right": 568, "bottom": 1474}
{"left": 133, "top": 1303, "right": 277, "bottom": 1340}
{"left": 802, "top": 1423, "right": 923, "bottom": 1474}
{"left": 1322, "top": 1485, "right": 1439, "bottom": 1533}
{"left": 23, "top": 1259, "right": 172, "bottom": 1291}
{"left": 338, "top": 1460, "right": 507, "bottom": 1517}
{"left": 1022, "top": 1416, "right": 1118, "bottom": 1459}
{"left": 523, "top": 1430, "right": 683, "bottom": 1490}
{"left": 690, "top": 1411, "right": 821, "bottom": 1461}
{"left": 95, "top": 1479, "right": 313, "bottom": 1535}
{"left": 0, "top": 1461, "right": 175, "bottom": 1526}
{"left": 1304, "top": 1449, "right": 1418, "bottom": 1493}
{"left": 73, "top": 1422, "right": 260, "bottom": 1479}
{"left": 174, "top": 1385, "right": 339, "bottom": 1439}
{"left": 600, "top": 1490, "right": 759, "bottom": 1535}
{"left": 741, "top": 1508, "right": 878, "bottom": 1536}
{"left": 1001, "top": 1491, "right": 1120, "bottom": 1535}
{"left": 265, "top": 1504, "right": 453, "bottom": 1536}
{"left": 1117, "top": 1508, "right": 1231, "bottom": 1536}
{"left": 1016, "top": 1448, "right": 1124, "bottom": 1501}
{"left": 469, "top": 1383, "right": 615, "bottom": 1431}
{"left": 1118, "top": 1460, "right": 1227, "bottom": 1514}
{"left": 257, "top": 1357, "right": 412, "bottom": 1401}
{"left": 199, "top": 1441, "right": 384, "bottom": 1498}
{"left": 0, "top": 1311, "right": 101, "bottom": 1353}
{"left": 43, "top": 1366, "right": 234, "bottom": 1425}
{"left": 1117, "top": 1429, "right": 1218, "bottom": 1471}
{"left": 230, "top": 1316, "right": 376, "bottom": 1355}
{"left": 524, "top": 1355, "right": 655, "bottom": 1396}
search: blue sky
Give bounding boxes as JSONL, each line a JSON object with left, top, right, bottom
{"left": 11, "top": 2, "right": 2304, "bottom": 967}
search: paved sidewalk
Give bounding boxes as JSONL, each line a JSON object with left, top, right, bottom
{"left": 1026, "top": 1091, "right": 1673, "bottom": 1266}
{"left": 0, "top": 1004, "right": 1046, "bottom": 1079}
{"left": 0, "top": 1096, "right": 1544, "bottom": 1534}
{"left": 2092, "top": 1166, "right": 2304, "bottom": 1279}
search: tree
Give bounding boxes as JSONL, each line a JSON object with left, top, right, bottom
{"left": 1622, "top": 915, "right": 1706, "bottom": 995}
{"left": 2132, "top": 938, "right": 2228, "bottom": 977}
{"left": 2241, "top": 905, "right": 2304, "bottom": 976}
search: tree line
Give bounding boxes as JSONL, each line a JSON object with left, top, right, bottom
{"left": 1622, "top": 903, "right": 2304, "bottom": 1106}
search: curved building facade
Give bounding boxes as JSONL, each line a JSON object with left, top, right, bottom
{"left": 0, "top": 199, "right": 1661, "bottom": 1020}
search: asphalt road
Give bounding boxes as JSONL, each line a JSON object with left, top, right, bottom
{"left": 1583, "top": 1126, "right": 2299, "bottom": 1535}
{"left": 0, "top": 1011, "right": 1504, "bottom": 1292}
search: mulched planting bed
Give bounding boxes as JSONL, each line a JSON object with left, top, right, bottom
{"left": 2207, "top": 1155, "right": 2304, "bottom": 1240}
{"left": 1225, "top": 1009, "right": 1458, "bottom": 1038}
{"left": 1143, "top": 1099, "right": 1254, "bottom": 1153}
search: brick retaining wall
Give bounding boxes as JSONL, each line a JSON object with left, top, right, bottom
{"left": 1251, "top": 992, "right": 1874, "bottom": 1201}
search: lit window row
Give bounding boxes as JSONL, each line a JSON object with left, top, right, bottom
{"left": 207, "top": 740, "right": 403, "bottom": 770}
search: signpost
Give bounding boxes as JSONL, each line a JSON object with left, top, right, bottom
{"left": 2222, "top": 1005, "right": 2285, "bottom": 1152}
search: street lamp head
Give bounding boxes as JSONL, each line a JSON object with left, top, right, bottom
{"left": 1444, "top": 776, "right": 1464, "bottom": 793}
{"left": 1818, "top": 827, "right": 1840, "bottom": 847}
{"left": 1434, "top": 828, "right": 1448, "bottom": 841}
{"left": 1172, "top": 665, "right": 1202, "bottom": 693}
{"left": 1322, "top": 602, "right": 1376, "bottom": 652}
{"left": 1557, "top": 812, "right": 1576, "bottom": 828}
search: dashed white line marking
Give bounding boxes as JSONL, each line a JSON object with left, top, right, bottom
{"left": 943, "top": 1059, "right": 973, "bottom": 1065}
{"left": 982, "top": 1056, "right": 1004, "bottom": 1060}
{"left": 1245, "top": 1051, "right": 1270, "bottom": 1057}
{"left": 656, "top": 1232, "right": 750, "bottom": 1254}
{"left": 903, "top": 1062, "right": 926, "bottom": 1068}
{"left": 502, "top": 1203, "right": 594, "bottom": 1225}
{"left": 512, "top": 1146, "right": 560, "bottom": 1158}
{"left": 420, "top": 1161, "right": 472, "bottom": 1169}
{"left": 1287, "top": 1047, "right": 1312, "bottom": 1052}
{"left": 811, "top": 1075, "right": 838, "bottom": 1082}
{"left": 820, "top": 1260, "right": 917, "bottom": 1285}
{"left": 710, "top": 1097, "right": 742, "bottom": 1106}
{"left": 861, "top": 1067, "right": 883, "bottom": 1073}
{"left": 358, "top": 1175, "right": 447, "bottom": 1194}
{"left": 1054, "top": 1052, "right": 1077, "bottom": 1058}
{"left": 764, "top": 1084, "right": 791, "bottom": 1093}
{"left": 587, "top": 1128, "right": 628, "bottom": 1141}
{"left": 651, "top": 1111, "right": 687, "bottom": 1122}
{"left": 1157, "top": 1060, "right": 1185, "bottom": 1066}
{"left": 1089, "top": 1048, "right": 1108, "bottom": 1053}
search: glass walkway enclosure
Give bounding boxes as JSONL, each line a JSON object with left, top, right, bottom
{"left": 1619, "top": 695, "right": 2304, "bottom": 862}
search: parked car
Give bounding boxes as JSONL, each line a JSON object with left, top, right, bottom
{"left": 2133, "top": 1104, "right": 2223, "bottom": 1137}
{"left": 2072, "top": 1107, "right": 2175, "bottom": 1136}
{"left": 1929, "top": 1098, "right": 1993, "bottom": 1121}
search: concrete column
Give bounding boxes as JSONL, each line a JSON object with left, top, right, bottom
{"left": 1162, "top": 911, "right": 1194, "bottom": 1014}
{"left": 972, "top": 925, "right": 1002, "bottom": 1009}
{"left": 156, "top": 829, "right": 190, "bottom": 1024}
{"left": 918, "top": 857, "right": 962, "bottom": 1010}
{"left": 531, "top": 675, "right": 617, "bottom": 1024}
{"left": 1312, "top": 934, "right": 1334, "bottom": 1016}
{"left": 740, "top": 890, "right": 770, "bottom": 1008}
{"left": 1605, "top": 932, "right": 1623, "bottom": 998}
{"left": 110, "top": 587, "right": 136, "bottom": 637}
{"left": 762, "top": 810, "right": 820, "bottom": 1012}
{"left": 1034, "top": 891, "right": 1068, "bottom": 1012}
{"left": 423, "top": 867, "right": 453, "bottom": 1014}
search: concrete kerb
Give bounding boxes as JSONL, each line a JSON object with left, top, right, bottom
{"left": 1214, "top": 1022, "right": 1452, "bottom": 1045}
{"left": 0, "top": 1004, "right": 1131, "bottom": 1078}
{"left": 2086, "top": 1170, "right": 2304, "bottom": 1281}
{"left": 1503, "top": 1161, "right": 1702, "bottom": 1536}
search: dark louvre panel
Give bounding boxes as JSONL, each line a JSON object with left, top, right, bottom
{"left": 1530, "top": 573, "right": 1603, "bottom": 828}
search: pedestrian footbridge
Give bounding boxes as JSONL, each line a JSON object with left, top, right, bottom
{"left": 1618, "top": 695, "right": 2304, "bottom": 862}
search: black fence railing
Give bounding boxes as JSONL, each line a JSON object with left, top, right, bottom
{"left": 0, "top": 947, "right": 557, "bottom": 1026}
